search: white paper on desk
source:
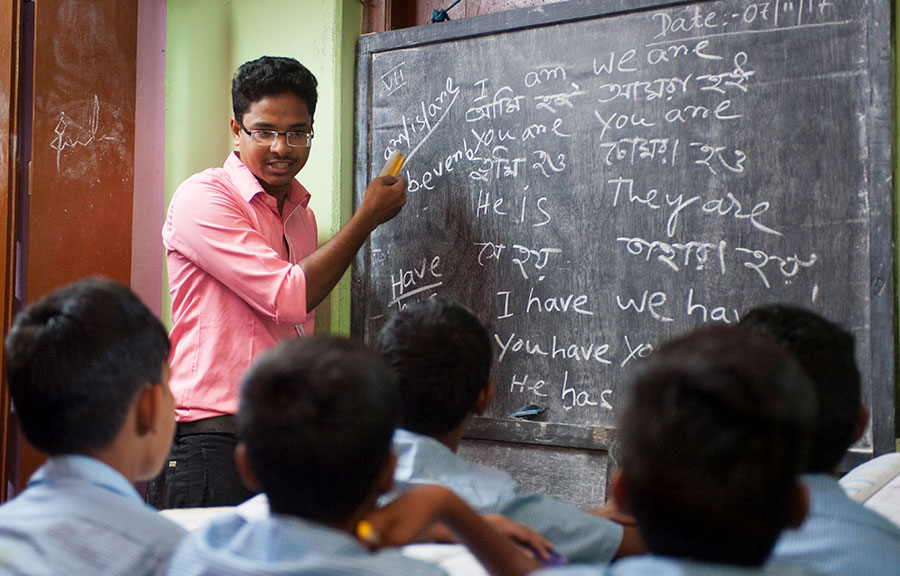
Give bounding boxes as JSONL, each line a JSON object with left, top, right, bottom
{"left": 158, "top": 493, "right": 270, "bottom": 532}
{"left": 863, "top": 476, "right": 900, "bottom": 528}
{"left": 402, "top": 543, "right": 489, "bottom": 576}
{"left": 159, "top": 506, "right": 236, "bottom": 532}
{"left": 840, "top": 452, "right": 900, "bottom": 503}
{"left": 839, "top": 452, "right": 900, "bottom": 529}
{"left": 236, "top": 492, "right": 270, "bottom": 520}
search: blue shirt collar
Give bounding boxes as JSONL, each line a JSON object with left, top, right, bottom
{"left": 28, "top": 454, "right": 142, "bottom": 503}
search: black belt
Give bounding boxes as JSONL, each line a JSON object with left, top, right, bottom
{"left": 176, "top": 415, "right": 236, "bottom": 436}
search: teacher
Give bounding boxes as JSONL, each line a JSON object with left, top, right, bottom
{"left": 152, "top": 56, "right": 406, "bottom": 508}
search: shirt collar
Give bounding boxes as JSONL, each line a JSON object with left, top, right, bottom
{"left": 200, "top": 513, "right": 370, "bottom": 559}
{"left": 393, "top": 429, "right": 455, "bottom": 460}
{"left": 28, "top": 454, "right": 142, "bottom": 503}
{"left": 225, "top": 151, "right": 311, "bottom": 209}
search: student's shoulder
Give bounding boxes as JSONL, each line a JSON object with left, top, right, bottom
{"left": 167, "top": 513, "right": 448, "bottom": 576}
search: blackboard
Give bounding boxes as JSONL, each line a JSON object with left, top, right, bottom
{"left": 352, "top": 0, "right": 895, "bottom": 475}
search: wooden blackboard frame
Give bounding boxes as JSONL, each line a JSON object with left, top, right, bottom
{"left": 352, "top": 0, "right": 896, "bottom": 470}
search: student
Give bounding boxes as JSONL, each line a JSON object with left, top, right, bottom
{"left": 739, "top": 305, "right": 900, "bottom": 575}
{"left": 166, "top": 335, "right": 540, "bottom": 576}
{"left": 535, "top": 323, "right": 817, "bottom": 575}
{"left": 0, "top": 277, "right": 185, "bottom": 575}
{"left": 158, "top": 55, "right": 406, "bottom": 507}
{"left": 376, "top": 298, "right": 637, "bottom": 564}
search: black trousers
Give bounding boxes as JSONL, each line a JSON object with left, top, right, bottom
{"left": 147, "top": 417, "right": 256, "bottom": 509}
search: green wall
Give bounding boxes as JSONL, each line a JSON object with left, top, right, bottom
{"left": 164, "top": 0, "right": 363, "bottom": 334}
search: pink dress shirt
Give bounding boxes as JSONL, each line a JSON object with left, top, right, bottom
{"left": 163, "top": 152, "right": 317, "bottom": 422}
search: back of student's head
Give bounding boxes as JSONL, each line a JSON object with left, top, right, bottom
{"left": 238, "top": 335, "right": 398, "bottom": 523}
{"left": 4, "top": 276, "right": 170, "bottom": 456}
{"left": 376, "top": 298, "right": 492, "bottom": 436}
{"left": 618, "top": 324, "right": 815, "bottom": 566}
{"left": 232, "top": 56, "right": 318, "bottom": 124}
{"left": 739, "top": 304, "right": 861, "bottom": 474}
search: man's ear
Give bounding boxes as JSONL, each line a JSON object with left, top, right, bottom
{"left": 474, "top": 380, "right": 495, "bottom": 415}
{"left": 135, "top": 383, "right": 161, "bottom": 436}
{"left": 230, "top": 117, "right": 242, "bottom": 147}
{"left": 787, "top": 481, "right": 810, "bottom": 529}
{"left": 374, "top": 453, "right": 397, "bottom": 496}
{"left": 852, "top": 404, "right": 869, "bottom": 444}
{"left": 235, "top": 442, "right": 262, "bottom": 493}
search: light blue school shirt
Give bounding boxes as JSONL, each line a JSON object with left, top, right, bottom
{"left": 383, "top": 429, "right": 623, "bottom": 564}
{"left": 0, "top": 455, "right": 185, "bottom": 576}
{"left": 166, "top": 512, "right": 449, "bottom": 576}
{"left": 535, "top": 554, "right": 820, "bottom": 575}
{"left": 766, "top": 473, "right": 900, "bottom": 576}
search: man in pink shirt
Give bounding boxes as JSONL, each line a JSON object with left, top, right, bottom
{"left": 150, "top": 56, "right": 406, "bottom": 508}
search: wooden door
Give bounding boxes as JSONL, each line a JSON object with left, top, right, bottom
{"left": 0, "top": 0, "right": 23, "bottom": 502}
{"left": 1, "top": 0, "right": 138, "bottom": 497}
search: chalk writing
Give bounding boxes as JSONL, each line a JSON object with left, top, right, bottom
{"left": 467, "top": 80, "right": 526, "bottom": 122}
{"left": 50, "top": 95, "right": 117, "bottom": 172}
{"left": 380, "top": 62, "right": 407, "bottom": 96}
{"left": 616, "top": 289, "right": 674, "bottom": 322}
{"left": 494, "top": 330, "right": 612, "bottom": 364}
{"left": 389, "top": 256, "right": 443, "bottom": 308}
{"left": 685, "top": 288, "right": 741, "bottom": 323}
{"left": 510, "top": 374, "right": 549, "bottom": 397}
{"left": 735, "top": 247, "right": 818, "bottom": 288}
{"left": 385, "top": 76, "right": 460, "bottom": 165}
{"left": 617, "top": 236, "right": 727, "bottom": 274}
{"left": 360, "top": 0, "right": 879, "bottom": 430}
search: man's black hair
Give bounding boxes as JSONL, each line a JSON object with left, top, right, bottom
{"left": 232, "top": 56, "right": 318, "bottom": 124}
{"left": 238, "top": 335, "right": 398, "bottom": 523}
{"left": 619, "top": 324, "right": 816, "bottom": 567}
{"left": 4, "top": 277, "right": 170, "bottom": 455}
{"left": 739, "top": 304, "right": 861, "bottom": 474}
{"left": 376, "top": 298, "right": 492, "bottom": 436}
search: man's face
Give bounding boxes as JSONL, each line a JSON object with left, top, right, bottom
{"left": 230, "top": 92, "right": 313, "bottom": 196}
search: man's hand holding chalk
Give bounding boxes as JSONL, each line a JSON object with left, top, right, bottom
{"left": 354, "top": 150, "right": 407, "bottom": 230}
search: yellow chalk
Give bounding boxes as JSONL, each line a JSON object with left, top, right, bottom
{"left": 379, "top": 150, "right": 406, "bottom": 177}
{"left": 356, "top": 520, "right": 382, "bottom": 547}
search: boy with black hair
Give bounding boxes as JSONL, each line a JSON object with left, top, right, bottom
{"left": 376, "top": 297, "right": 635, "bottom": 564}
{"left": 0, "top": 277, "right": 185, "bottom": 575}
{"left": 166, "top": 335, "right": 541, "bottom": 576}
{"left": 160, "top": 54, "right": 407, "bottom": 507}
{"left": 535, "top": 323, "right": 817, "bottom": 575}
{"left": 739, "top": 305, "right": 900, "bottom": 575}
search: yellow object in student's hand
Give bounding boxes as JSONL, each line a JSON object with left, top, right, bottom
{"left": 379, "top": 150, "right": 406, "bottom": 177}
{"left": 356, "top": 520, "right": 382, "bottom": 548}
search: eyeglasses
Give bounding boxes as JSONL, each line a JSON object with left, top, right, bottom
{"left": 239, "top": 123, "right": 314, "bottom": 148}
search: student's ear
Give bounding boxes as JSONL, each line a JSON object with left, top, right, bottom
{"left": 230, "top": 117, "right": 242, "bottom": 147}
{"left": 135, "top": 383, "right": 161, "bottom": 436}
{"left": 787, "top": 481, "right": 810, "bottom": 529}
{"left": 474, "top": 380, "right": 495, "bottom": 415}
{"left": 235, "top": 442, "right": 262, "bottom": 493}
{"left": 852, "top": 404, "right": 869, "bottom": 444}
{"left": 610, "top": 467, "right": 633, "bottom": 515}
{"left": 374, "top": 453, "right": 398, "bottom": 496}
